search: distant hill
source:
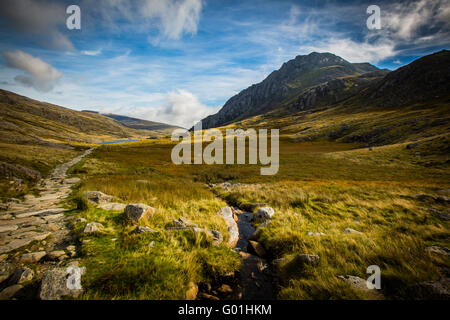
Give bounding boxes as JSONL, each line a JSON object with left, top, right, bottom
{"left": 223, "top": 50, "right": 450, "bottom": 147}
{"left": 0, "top": 89, "right": 157, "bottom": 145}
{"left": 197, "top": 52, "right": 389, "bottom": 129}
{"left": 101, "top": 113, "right": 182, "bottom": 132}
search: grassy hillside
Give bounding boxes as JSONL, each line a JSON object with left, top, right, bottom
{"left": 0, "top": 89, "right": 158, "bottom": 202}
{"left": 64, "top": 135, "right": 449, "bottom": 299}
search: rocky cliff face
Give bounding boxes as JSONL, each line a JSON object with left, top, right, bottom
{"left": 197, "top": 52, "right": 383, "bottom": 129}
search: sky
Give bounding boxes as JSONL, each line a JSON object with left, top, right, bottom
{"left": 0, "top": 0, "right": 449, "bottom": 128}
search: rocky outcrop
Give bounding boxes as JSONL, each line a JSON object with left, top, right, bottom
{"left": 217, "top": 207, "right": 239, "bottom": 247}
{"left": 197, "top": 52, "right": 382, "bottom": 129}
{"left": 255, "top": 207, "right": 275, "bottom": 220}
{"left": 124, "top": 204, "right": 156, "bottom": 223}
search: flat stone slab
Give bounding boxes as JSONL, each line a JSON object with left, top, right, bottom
{"left": 15, "top": 208, "right": 68, "bottom": 219}
{"left": 0, "top": 225, "right": 18, "bottom": 233}
{"left": 98, "top": 202, "right": 127, "bottom": 211}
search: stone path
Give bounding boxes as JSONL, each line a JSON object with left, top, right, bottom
{"left": 0, "top": 148, "right": 94, "bottom": 286}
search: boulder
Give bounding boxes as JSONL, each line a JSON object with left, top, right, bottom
{"left": 9, "top": 267, "right": 34, "bottom": 284}
{"left": 247, "top": 240, "right": 267, "bottom": 258}
{"left": 290, "top": 254, "right": 320, "bottom": 267}
{"left": 83, "top": 191, "right": 114, "bottom": 204}
{"left": 83, "top": 222, "right": 104, "bottom": 234}
{"left": 173, "top": 217, "right": 198, "bottom": 228}
{"left": 338, "top": 275, "right": 369, "bottom": 291}
{"left": 18, "top": 251, "right": 46, "bottom": 263}
{"left": 343, "top": 228, "right": 363, "bottom": 234}
{"left": 133, "top": 226, "right": 158, "bottom": 234}
{"left": 125, "top": 203, "right": 156, "bottom": 223}
{"left": 217, "top": 207, "right": 239, "bottom": 247}
{"left": 185, "top": 282, "right": 198, "bottom": 300}
{"left": 255, "top": 207, "right": 275, "bottom": 220}
{"left": 39, "top": 267, "right": 85, "bottom": 300}
{"left": 46, "top": 251, "right": 66, "bottom": 261}
{"left": 0, "top": 284, "right": 23, "bottom": 300}
{"left": 426, "top": 246, "right": 450, "bottom": 256}
{"left": 98, "top": 202, "right": 127, "bottom": 211}
{"left": 307, "top": 232, "right": 326, "bottom": 236}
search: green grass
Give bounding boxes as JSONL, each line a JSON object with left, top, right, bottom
{"left": 64, "top": 133, "right": 449, "bottom": 300}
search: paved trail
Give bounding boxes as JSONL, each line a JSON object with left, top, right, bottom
{"left": 0, "top": 148, "right": 94, "bottom": 256}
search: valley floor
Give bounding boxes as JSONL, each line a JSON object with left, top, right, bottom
{"left": 0, "top": 136, "right": 449, "bottom": 300}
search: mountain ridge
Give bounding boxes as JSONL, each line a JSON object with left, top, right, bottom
{"left": 197, "top": 52, "right": 388, "bottom": 130}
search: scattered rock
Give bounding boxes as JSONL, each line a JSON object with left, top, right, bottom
{"left": 217, "top": 284, "right": 233, "bottom": 294}
{"left": 290, "top": 254, "right": 320, "bottom": 267}
{"left": 173, "top": 217, "right": 198, "bottom": 228}
{"left": 343, "top": 228, "right": 363, "bottom": 234}
{"left": 125, "top": 203, "right": 156, "bottom": 223}
{"left": 74, "top": 217, "right": 87, "bottom": 223}
{"left": 247, "top": 240, "right": 267, "bottom": 258}
{"left": 18, "top": 251, "right": 46, "bottom": 263}
{"left": 199, "top": 292, "right": 220, "bottom": 300}
{"left": 426, "top": 246, "right": 450, "bottom": 256}
{"left": 255, "top": 207, "right": 275, "bottom": 220}
{"left": 307, "top": 232, "right": 326, "bottom": 236}
{"left": 98, "top": 202, "right": 127, "bottom": 211}
{"left": 0, "top": 225, "right": 18, "bottom": 233}
{"left": 0, "top": 254, "right": 7, "bottom": 262}
{"left": 9, "top": 267, "right": 34, "bottom": 284}
{"left": 185, "top": 282, "right": 198, "bottom": 300}
{"left": 46, "top": 250, "right": 66, "bottom": 261}
{"left": 406, "top": 277, "right": 450, "bottom": 300}
{"left": 338, "top": 275, "right": 369, "bottom": 291}
{"left": 0, "top": 284, "right": 23, "bottom": 300}
{"left": 217, "top": 207, "right": 239, "bottom": 247}
{"left": 83, "top": 191, "right": 114, "bottom": 204}
{"left": 83, "top": 222, "right": 104, "bottom": 234}
{"left": 133, "top": 226, "right": 157, "bottom": 234}
{"left": 64, "top": 178, "right": 80, "bottom": 184}
{"left": 39, "top": 268, "right": 84, "bottom": 300}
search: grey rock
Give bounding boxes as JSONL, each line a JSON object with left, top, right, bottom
{"left": 173, "top": 217, "right": 198, "bottom": 228}
{"left": 98, "top": 202, "right": 127, "bottom": 211}
{"left": 338, "top": 275, "right": 369, "bottom": 291}
{"left": 0, "top": 284, "right": 23, "bottom": 300}
{"left": 133, "top": 226, "right": 158, "bottom": 234}
{"left": 307, "top": 232, "right": 326, "bottom": 236}
{"left": 46, "top": 250, "right": 66, "bottom": 260}
{"left": 83, "top": 222, "right": 104, "bottom": 234}
{"left": 343, "top": 228, "right": 363, "bottom": 234}
{"left": 125, "top": 203, "right": 156, "bottom": 223}
{"left": 291, "top": 254, "right": 320, "bottom": 267}
{"left": 83, "top": 191, "right": 114, "bottom": 204}
{"left": 217, "top": 207, "right": 239, "bottom": 247}
{"left": 426, "top": 246, "right": 450, "bottom": 256}
{"left": 39, "top": 268, "right": 84, "bottom": 300}
{"left": 255, "top": 207, "right": 275, "bottom": 220}
{"left": 18, "top": 251, "right": 46, "bottom": 263}
{"left": 9, "top": 267, "right": 34, "bottom": 284}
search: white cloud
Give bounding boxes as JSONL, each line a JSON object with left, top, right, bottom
{"left": 81, "top": 49, "right": 102, "bottom": 56}
{"left": 300, "top": 38, "right": 397, "bottom": 64}
{"left": 83, "top": 0, "right": 203, "bottom": 42}
{"left": 2, "top": 50, "right": 62, "bottom": 92}
{"left": 130, "top": 89, "right": 219, "bottom": 128}
{"left": 141, "top": 0, "right": 203, "bottom": 40}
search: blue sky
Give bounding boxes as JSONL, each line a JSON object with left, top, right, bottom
{"left": 0, "top": 0, "right": 449, "bottom": 127}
